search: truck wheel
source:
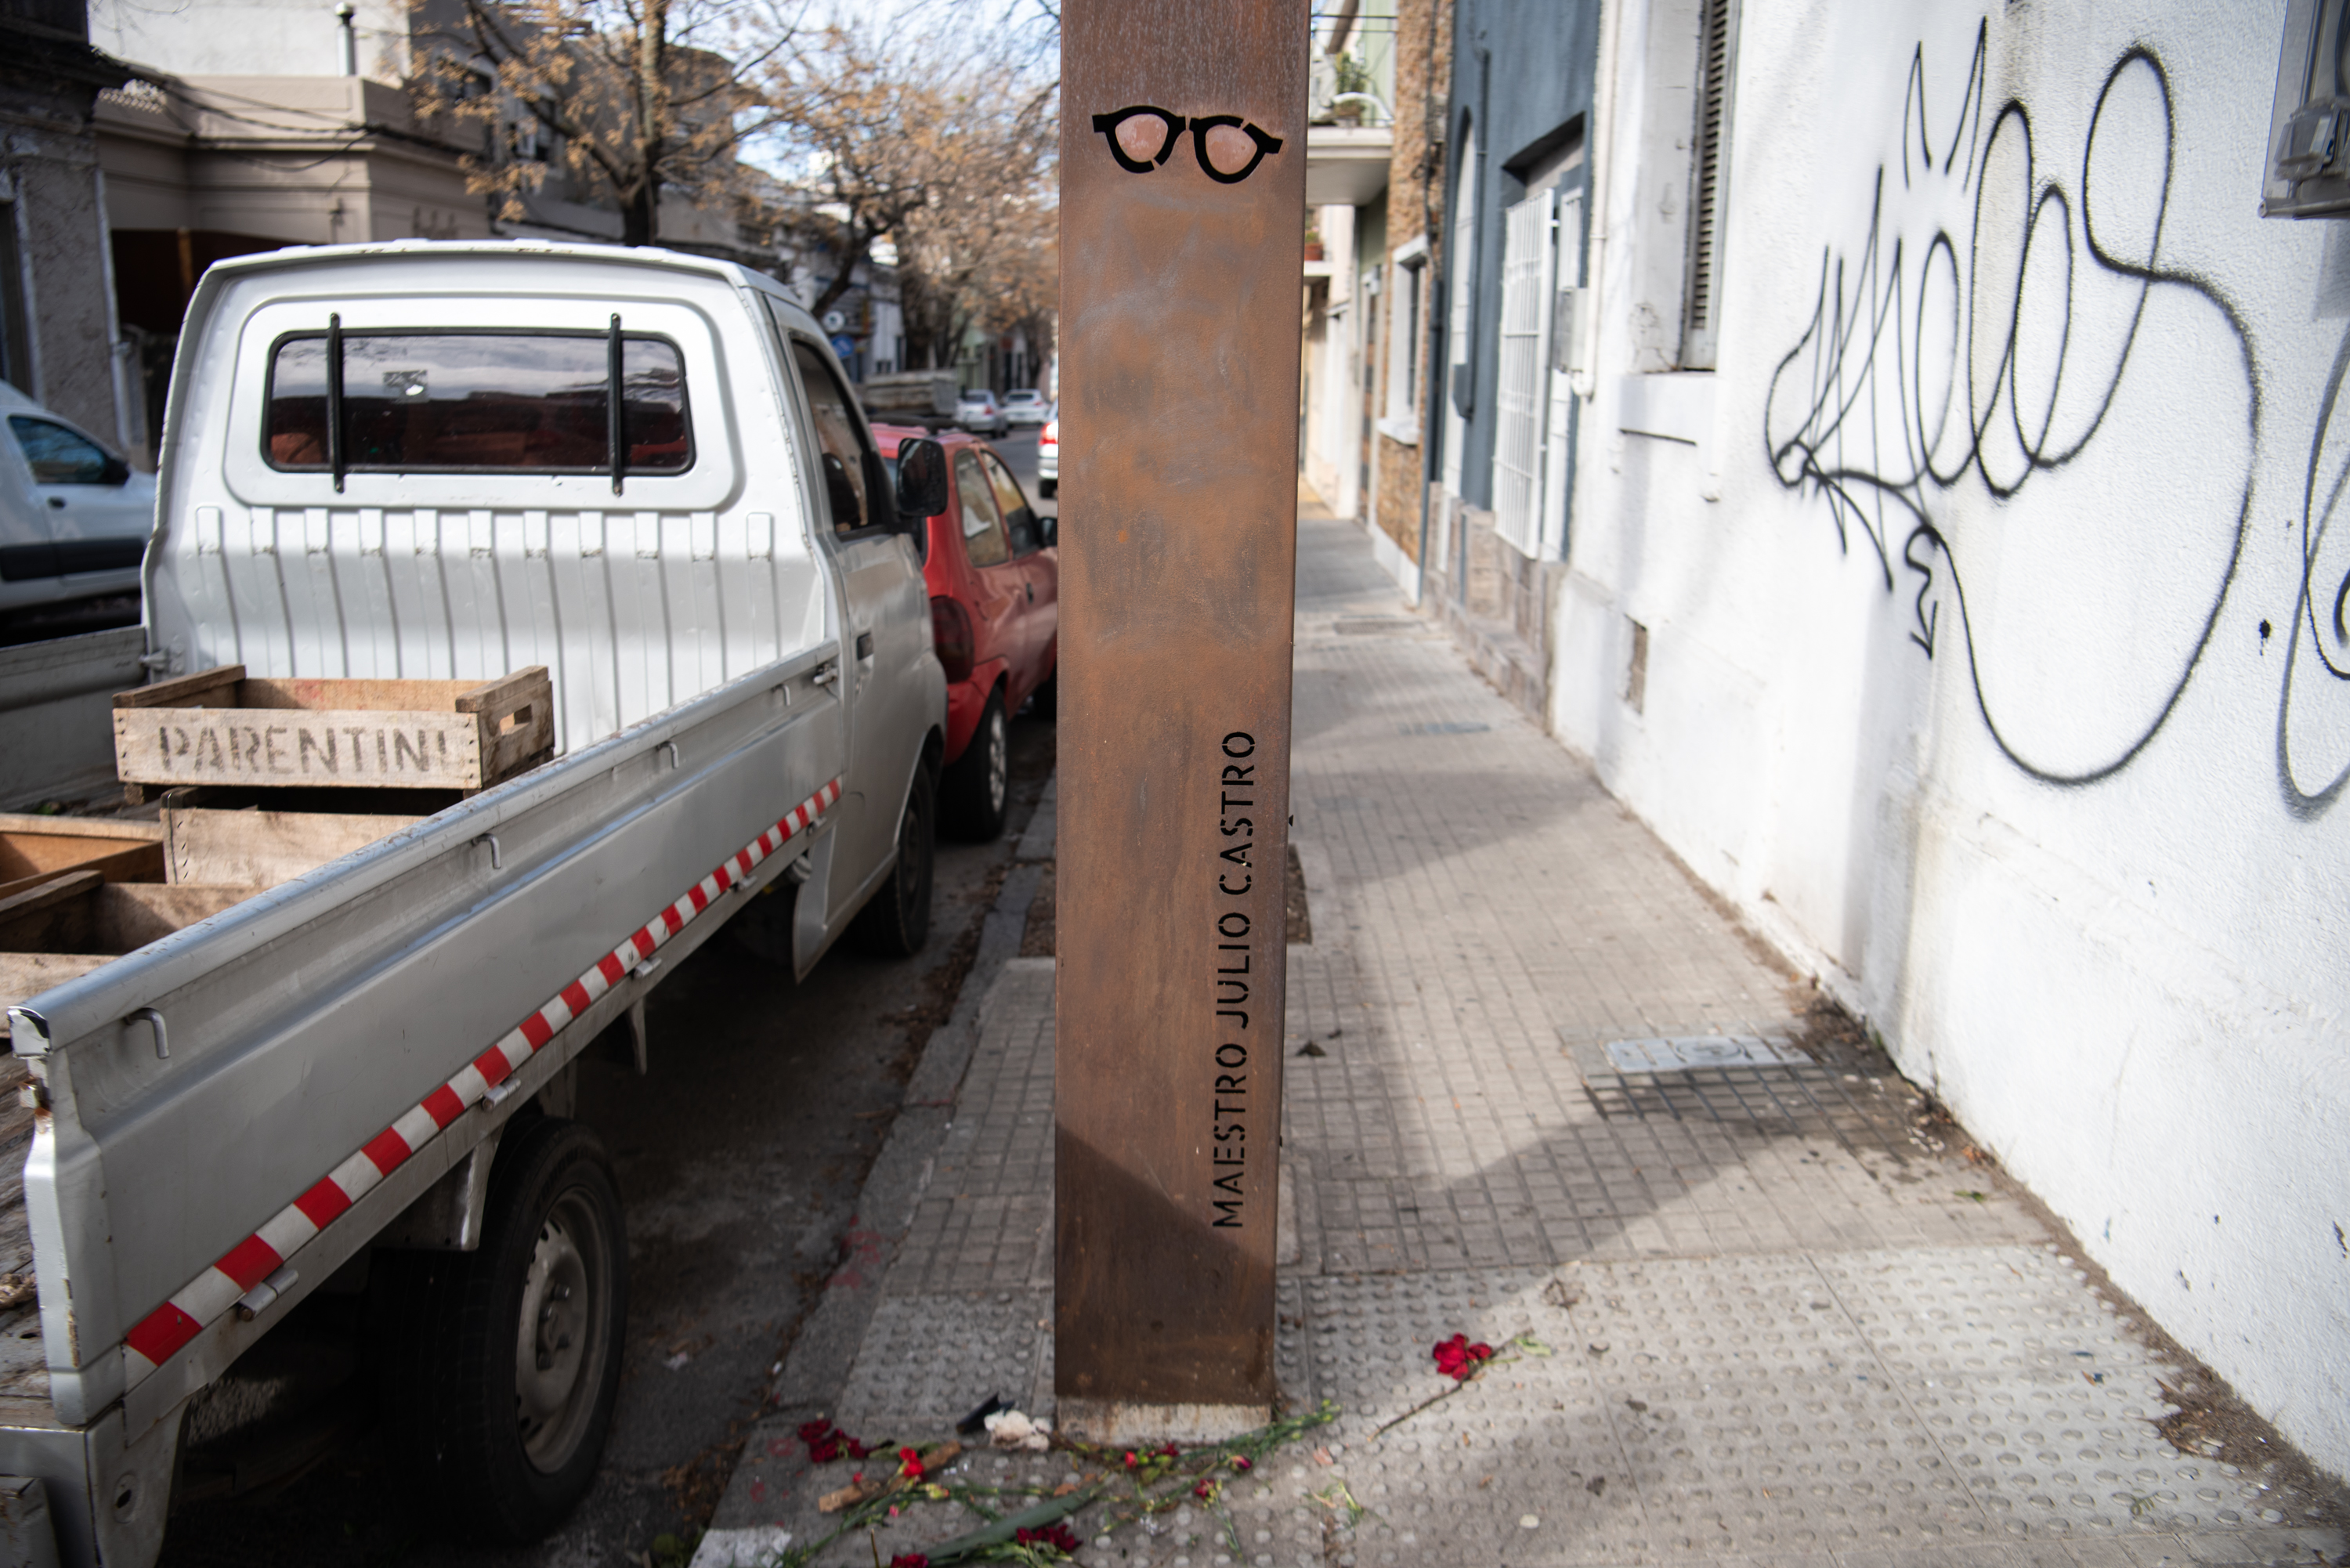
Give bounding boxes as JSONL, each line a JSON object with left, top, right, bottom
{"left": 942, "top": 692, "right": 1009, "bottom": 841}
{"left": 853, "top": 761, "right": 935, "bottom": 956}
{"left": 1029, "top": 666, "right": 1057, "bottom": 722}
{"left": 373, "top": 1118, "right": 627, "bottom": 1543}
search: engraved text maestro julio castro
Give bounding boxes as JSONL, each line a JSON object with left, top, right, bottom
{"left": 1053, "top": 0, "right": 1306, "bottom": 1439}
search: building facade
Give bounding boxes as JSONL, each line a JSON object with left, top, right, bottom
{"left": 1300, "top": 2, "right": 1398, "bottom": 539}
{"left": 1, "top": 0, "right": 132, "bottom": 450}
{"left": 86, "top": 0, "right": 770, "bottom": 461}
{"left": 1413, "top": 0, "right": 1603, "bottom": 714}
{"left": 1495, "top": 0, "right": 2350, "bottom": 1479}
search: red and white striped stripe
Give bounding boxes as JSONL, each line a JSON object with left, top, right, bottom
{"left": 121, "top": 778, "right": 844, "bottom": 1386}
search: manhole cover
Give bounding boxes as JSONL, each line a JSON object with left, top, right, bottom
{"left": 1400, "top": 721, "right": 1490, "bottom": 735}
{"left": 1603, "top": 1035, "right": 1806, "bottom": 1072}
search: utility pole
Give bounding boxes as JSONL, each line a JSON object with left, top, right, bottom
{"left": 1054, "top": 0, "right": 1308, "bottom": 1443}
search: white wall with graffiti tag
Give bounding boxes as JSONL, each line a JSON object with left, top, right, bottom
{"left": 1556, "top": 0, "right": 2350, "bottom": 1475}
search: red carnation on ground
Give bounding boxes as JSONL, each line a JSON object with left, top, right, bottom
{"left": 797, "top": 1418, "right": 867, "bottom": 1463}
{"left": 889, "top": 1555, "right": 930, "bottom": 1568}
{"left": 1015, "top": 1521, "right": 1083, "bottom": 1554}
{"left": 1432, "top": 1332, "right": 1495, "bottom": 1382}
{"left": 1122, "top": 1449, "right": 1141, "bottom": 1471}
{"left": 897, "top": 1443, "right": 925, "bottom": 1480}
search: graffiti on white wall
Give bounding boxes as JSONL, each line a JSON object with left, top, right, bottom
{"left": 1762, "top": 23, "right": 2259, "bottom": 787}
{"left": 2286, "top": 334, "right": 2350, "bottom": 814}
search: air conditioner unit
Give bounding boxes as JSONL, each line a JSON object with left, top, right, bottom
{"left": 2263, "top": 0, "right": 2350, "bottom": 217}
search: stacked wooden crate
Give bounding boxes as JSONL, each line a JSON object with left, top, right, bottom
{"left": 2, "top": 665, "right": 557, "bottom": 1043}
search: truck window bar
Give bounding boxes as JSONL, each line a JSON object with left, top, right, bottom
{"left": 327, "top": 313, "right": 346, "bottom": 493}
{"left": 608, "top": 313, "right": 625, "bottom": 495}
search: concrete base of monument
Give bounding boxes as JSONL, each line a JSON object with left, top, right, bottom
{"left": 1053, "top": 1397, "right": 1273, "bottom": 1446}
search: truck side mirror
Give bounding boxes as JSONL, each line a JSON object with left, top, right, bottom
{"left": 895, "top": 437, "right": 948, "bottom": 523}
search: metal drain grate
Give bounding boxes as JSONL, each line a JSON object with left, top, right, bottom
{"left": 1603, "top": 1035, "right": 1806, "bottom": 1072}
{"left": 1399, "top": 721, "right": 1491, "bottom": 735}
{"left": 1330, "top": 616, "right": 1424, "bottom": 635}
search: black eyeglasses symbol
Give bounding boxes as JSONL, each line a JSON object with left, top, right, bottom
{"left": 1090, "top": 104, "right": 1285, "bottom": 184}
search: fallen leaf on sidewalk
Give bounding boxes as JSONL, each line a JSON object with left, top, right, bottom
{"left": 1052, "top": 1480, "right": 1077, "bottom": 1497}
{"left": 1296, "top": 1041, "right": 1327, "bottom": 1057}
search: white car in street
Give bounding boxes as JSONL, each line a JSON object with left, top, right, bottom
{"left": 1037, "top": 408, "right": 1058, "bottom": 497}
{"left": 0, "top": 381, "right": 154, "bottom": 620}
{"left": 956, "top": 388, "right": 1008, "bottom": 437}
{"left": 1002, "top": 388, "right": 1050, "bottom": 428}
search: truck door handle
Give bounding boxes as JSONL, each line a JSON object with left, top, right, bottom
{"left": 48, "top": 497, "right": 66, "bottom": 510}
{"left": 855, "top": 631, "right": 874, "bottom": 659}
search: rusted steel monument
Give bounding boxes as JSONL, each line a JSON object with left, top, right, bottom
{"left": 1054, "top": 2, "right": 1307, "bottom": 1441}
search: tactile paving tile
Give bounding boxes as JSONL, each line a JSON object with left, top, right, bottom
{"left": 835, "top": 1290, "right": 1050, "bottom": 1433}
{"left": 1816, "top": 1248, "right": 2286, "bottom": 1538}
{"left": 891, "top": 961, "right": 1057, "bottom": 1296}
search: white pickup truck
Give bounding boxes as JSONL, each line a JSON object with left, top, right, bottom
{"left": 0, "top": 240, "right": 950, "bottom": 1565}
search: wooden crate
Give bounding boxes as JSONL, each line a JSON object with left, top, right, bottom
{"left": 0, "top": 815, "right": 164, "bottom": 904}
{"left": 163, "top": 806, "right": 425, "bottom": 888}
{"left": 0, "top": 869, "right": 251, "bottom": 1044}
{"left": 112, "top": 665, "right": 555, "bottom": 794}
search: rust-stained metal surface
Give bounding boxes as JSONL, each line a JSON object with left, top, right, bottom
{"left": 1054, "top": 0, "right": 1307, "bottom": 1423}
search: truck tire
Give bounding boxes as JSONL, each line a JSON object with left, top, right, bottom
{"left": 373, "top": 1117, "right": 627, "bottom": 1543}
{"left": 853, "top": 761, "right": 935, "bottom": 956}
{"left": 942, "top": 691, "right": 1009, "bottom": 841}
{"left": 1029, "top": 664, "right": 1057, "bottom": 722}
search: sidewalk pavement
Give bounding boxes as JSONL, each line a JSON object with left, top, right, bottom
{"left": 692, "top": 500, "right": 2345, "bottom": 1568}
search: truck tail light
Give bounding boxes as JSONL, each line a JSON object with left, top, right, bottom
{"left": 1039, "top": 422, "right": 1058, "bottom": 449}
{"left": 930, "top": 594, "right": 975, "bottom": 683}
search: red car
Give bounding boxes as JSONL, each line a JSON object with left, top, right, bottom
{"left": 874, "top": 425, "right": 1058, "bottom": 840}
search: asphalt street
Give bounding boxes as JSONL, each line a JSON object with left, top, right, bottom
{"left": 154, "top": 417, "right": 1061, "bottom": 1568}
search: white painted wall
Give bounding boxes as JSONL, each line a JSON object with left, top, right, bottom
{"left": 92, "top": 0, "right": 414, "bottom": 81}
{"left": 1305, "top": 202, "right": 1362, "bottom": 516}
{"left": 1561, "top": 0, "right": 2350, "bottom": 1477}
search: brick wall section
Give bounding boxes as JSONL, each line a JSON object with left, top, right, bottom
{"left": 1369, "top": 0, "right": 1452, "bottom": 565}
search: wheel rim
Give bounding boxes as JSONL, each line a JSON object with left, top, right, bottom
{"left": 514, "top": 1187, "right": 612, "bottom": 1473}
{"left": 985, "top": 710, "right": 1007, "bottom": 815}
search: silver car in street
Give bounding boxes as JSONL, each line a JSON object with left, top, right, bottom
{"left": 956, "top": 388, "right": 1008, "bottom": 437}
{"left": 0, "top": 380, "right": 154, "bottom": 621}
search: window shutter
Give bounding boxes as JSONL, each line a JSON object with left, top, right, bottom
{"left": 1683, "top": 0, "right": 1736, "bottom": 369}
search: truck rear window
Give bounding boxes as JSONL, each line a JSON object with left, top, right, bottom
{"left": 264, "top": 329, "right": 691, "bottom": 479}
